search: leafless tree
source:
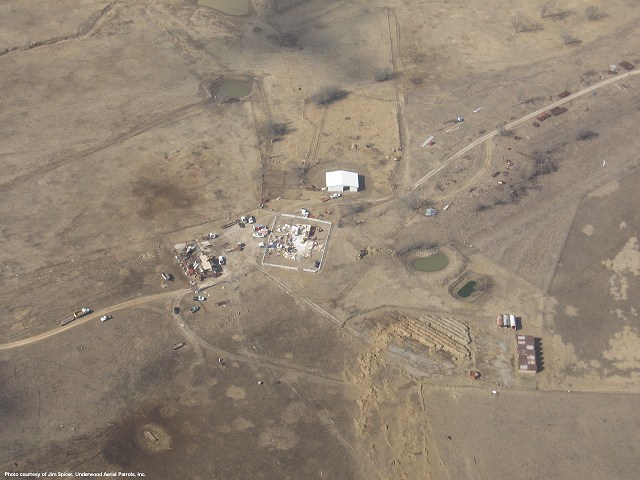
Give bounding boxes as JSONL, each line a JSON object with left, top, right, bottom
{"left": 585, "top": 6, "right": 607, "bottom": 21}
{"left": 513, "top": 13, "right": 543, "bottom": 33}
{"left": 399, "top": 191, "right": 428, "bottom": 211}
{"left": 576, "top": 128, "right": 598, "bottom": 140}
{"left": 512, "top": 13, "right": 525, "bottom": 33}
{"left": 311, "top": 86, "right": 348, "bottom": 106}
{"left": 265, "top": 120, "right": 292, "bottom": 142}
{"left": 374, "top": 68, "right": 398, "bottom": 82}
{"left": 540, "top": 1, "right": 554, "bottom": 18}
{"left": 562, "top": 32, "right": 581, "bottom": 45}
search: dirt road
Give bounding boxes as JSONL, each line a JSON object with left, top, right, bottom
{"left": 0, "top": 288, "right": 190, "bottom": 351}
{"left": 412, "top": 68, "right": 640, "bottom": 189}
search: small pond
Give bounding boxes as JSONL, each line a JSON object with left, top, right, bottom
{"left": 198, "top": 0, "right": 249, "bottom": 16}
{"left": 457, "top": 280, "right": 478, "bottom": 298}
{"left": 411, "top": 253, "right": 449, "bottom": 272}
{"left": 212, "top": 79, "right": 254, "bottom": 102}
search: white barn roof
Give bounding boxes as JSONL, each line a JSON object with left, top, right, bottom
{"left": 326, "top": 170, "right": 359, "bottom": 192}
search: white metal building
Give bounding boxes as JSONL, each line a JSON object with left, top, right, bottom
{"left": 325, "top": 170, "right": 360, "bottom": 192}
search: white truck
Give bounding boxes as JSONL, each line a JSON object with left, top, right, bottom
{"left": 61, "top": 307, "right": 91, "bottom": 326}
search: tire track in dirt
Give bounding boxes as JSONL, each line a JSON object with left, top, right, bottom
{"left": 174, "top": 317, "right": 344, "bottom": 387}
{"left": 437, "top": 138, "right": 494, "bottom": 200}
{"left": 0, "top": 99, "right": 213, "bottom": 191}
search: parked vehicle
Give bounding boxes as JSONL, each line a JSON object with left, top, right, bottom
{"left": 190, "top": 306, "right": 200, "bottom": 313}
{"left": 330, "top": 193, "right": 342, "bottom": 199}
{"left": 218, "top": 256, "right": 226, "bottom": 265}
{"left": 193, "top": 296, "right": 206, "bottom": 301}
{"left": 100, "top": 315, "right": 112, "bottom": 322}
{"left": 173, "top": 306, "right": 180, "bottom": 315}
{"left": 61, "top": 307, "right": 91, "bottom": 326}
{"left": 74, "top": 307, "right": 91, "bottom": 319}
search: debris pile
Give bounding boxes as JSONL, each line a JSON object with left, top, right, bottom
{"left": 173, "top": 239, "right": 224, "bottom": 281}
{"left": 263, "top": 223, "right": 324, "bottom": 261}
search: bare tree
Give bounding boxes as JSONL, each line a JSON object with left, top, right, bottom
{"left": 562, "top": 32, "right": 581, "bottom": 45}
{"left": 576, "top": 128, "right": 598, "bottom": 140}
{"left": 399, "top": 191, "right": 428, "bottom": 211}
{"left": 311, "top": 86, "right": 348, "bottom": 106}
{"left": 512, "top": 13, "right": 543, "bottom": 33}
{"left": 512, "top": 13, "right": 525, "bottom": 33}
{"left": 374, "top": 68, "right": 397, "bottom": 82}
{"left": 540, "top": 1, "right": 554, "bottom": 19}
{"left": 585, "top": 6, "right": 606, "bottom": 21}
{"left": 265, "top": 120, "right": 292, "bottom": 142}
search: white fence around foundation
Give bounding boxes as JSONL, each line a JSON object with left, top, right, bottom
{"left": 261, "top": 214, "right": 332, "bottom": 273}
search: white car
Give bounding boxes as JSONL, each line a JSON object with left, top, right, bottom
{"left": 193, "top": 296, "right": 206, "bottom": 301}
{"left": 100, "top": 315, "right": 112, "bottom": 322}
{"left": 330, "top": 193, "right": 342, "bottom": 199}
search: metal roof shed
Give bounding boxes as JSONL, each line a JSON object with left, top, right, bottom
{"left": 326, "top": 170, "right": 360, "bottom": 192}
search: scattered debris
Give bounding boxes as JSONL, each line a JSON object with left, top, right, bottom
{"left": 469, "top": 370, "right": 481, "bottom": 380}
{"left": 472, "top": 107, "right": 484, "bottom": 113}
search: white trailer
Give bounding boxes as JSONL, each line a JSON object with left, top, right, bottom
{"left": 509, "top": 314, "right": 517, "bottom": 329}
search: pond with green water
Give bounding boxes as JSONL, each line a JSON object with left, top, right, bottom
{"left": 410, "top": 253, "right": 449, "bottom": 272}
{"left": 457, "top": 281, "right": 478, "bottom": 298}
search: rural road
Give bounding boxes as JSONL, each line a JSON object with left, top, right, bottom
{"left": 0, "top": 288, "right": 190, "bottom": 351}
{"left": 412, "top": 68, "right": 640, "bottom": 189}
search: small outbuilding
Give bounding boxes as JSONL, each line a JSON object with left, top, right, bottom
{"left": 326, "top": 170, "right": 360, "bottom": 192}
